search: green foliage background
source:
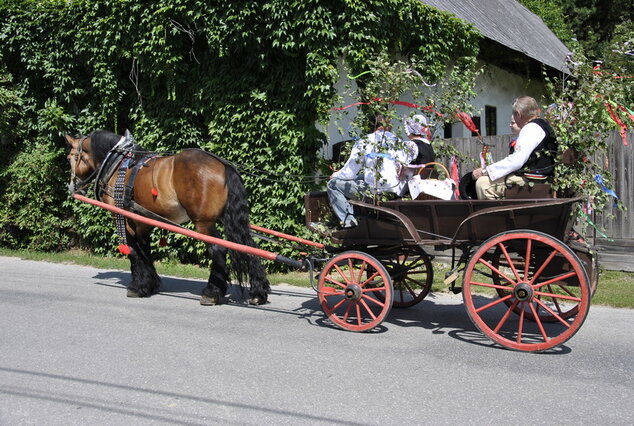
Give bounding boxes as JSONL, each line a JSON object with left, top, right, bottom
{"left": 520, "top": 0, "right": 633, "bottom": 79}
{"left": 0, "top": 0, "right": 480, "bottom": 266}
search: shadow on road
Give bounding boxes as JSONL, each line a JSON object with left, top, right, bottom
{"left": 89, "top": 272, "right": 572, "bottom": 354}
{"left": 93, "top": 271, "right": 206, "bottom": 300}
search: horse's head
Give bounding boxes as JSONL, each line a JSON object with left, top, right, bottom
{"left": 65, "top": 133, "right": 98, "bottom": 194}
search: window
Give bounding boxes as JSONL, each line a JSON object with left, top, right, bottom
{"left": 471, "top": 116, "right": 481, "bottom": 137}
{"left": 485, "top": 105, "right": 497, "bottom": 136}
{"left": 443, "top": 122, "right": 452, "bottom": 139}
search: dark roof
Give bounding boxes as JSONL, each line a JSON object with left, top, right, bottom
{"left": 422, "top": 0, "right": 571, "bottom": 73}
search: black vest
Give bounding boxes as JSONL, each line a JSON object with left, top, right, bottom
{"left": 520, "top": 118, "right": 557, "bottom": 176}
{"left": 412, "top": 139, "right": 435, "bottom": 165}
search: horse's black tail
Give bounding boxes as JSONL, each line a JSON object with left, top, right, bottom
{"left": 220, "top": 165, "right": 270, "bottom": 300}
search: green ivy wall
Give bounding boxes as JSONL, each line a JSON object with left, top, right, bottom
{"left": 0, "top": 0, "right": 479, "bottom": 266}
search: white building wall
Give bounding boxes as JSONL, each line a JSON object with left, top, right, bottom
{"left": 452, "top": 61, "right": 547, "bottom": 138}
{"left": 319, "top": 61, "right": 359, "bottom": 160}
{"left": 320, "top": 60, "right": 549, "bottom": 159}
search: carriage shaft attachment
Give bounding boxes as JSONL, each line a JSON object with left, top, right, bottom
{"left": 73, "top": 193, "right": 307, "bottom": 270}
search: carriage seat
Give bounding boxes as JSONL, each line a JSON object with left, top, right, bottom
{"left": 505, "top": 182, "right": 554, "bottom": 199}
{"left": 502, "top": 147, "right": 582, "bottom": 199}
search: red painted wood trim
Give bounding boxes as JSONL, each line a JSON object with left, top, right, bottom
{"left": 73, "top": 193, "right": 306, "bottom": 269}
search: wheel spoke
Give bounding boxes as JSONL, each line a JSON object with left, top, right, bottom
{"left": 533, "top": 298, "right": 572, "bottom": 327}
{"left": 332, "top": 297, "right": 347, "bottom": 312}
{"left": 533, "top": 290, "right": 581, "bottom": 303}
{"left": 529, "top": 249, "right": 558, "bottom": 285}
{"left": 359, "top": 298, "right": 377, "bottom": 320}
{"left": 474, "top": 293, "right": 513, "bottom": 313}
{"left": 403, "top": 278, "right": 421, "bottom": 297}
{"left": 498, "top": 242, "right": 521, "bottom": 282}
{"left": 355, "top": 260, "right": 367, "bottom": 284}
{"left": 360, "top": 271, "right": 381, "bottom": 288}
{"left": 546, "top": 284, "right": 563, "bottom": 315}
{"left": 532, "top": 271, "right": 577, "bottom": 290}
{"left": 362, "top": 293, "right": 385, "bottom": 308}
{"left": 362, "top": 286, "right": 386, "bottom": 293}
{"left": 469, "top": 280, "right": 516, "bottom": 292}
{"left": 409, "top": 259, "right": 426, "bottom": 270}
{"left": 323, "top": 275, "right": 347, "bottom": 290}
{"left": 516, "top": 302, "right": 526, "bottom": 343}
{"left": 524, "top": 239, "right": 532, "bottom": 281}
{"left": 343, "top": 300, "right": 353, "bottom": 322}
{"left": 554, "top": 283, "right": 578, "bottom": 298}
{"left": 334, "top": 264, "right": 351, "bottom": 285}
{"left": 478, "top": 257, "right": 517, "bottom": 286}
{"left": 405, "top": 276, "right": 425, "bottom": 286}
{"left": 529, "top": 302, "right": 549, "bottom": 342}
{"left": 493, "top": 299, "right": 519, "bottom": 333}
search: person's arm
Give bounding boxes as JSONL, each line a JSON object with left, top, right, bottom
{"left": 331, "top": 140, "right": 364, "bottom": 180}
{"left": 486, "top": 123, "right": 545, "bottom": 180}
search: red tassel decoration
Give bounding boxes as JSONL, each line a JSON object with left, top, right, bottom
{"left": 151, "top": 187, "right": 158, "bottom": 197}
{"left": 605, "top": 102, "right": 629, "bottom": 146}
{"left": 456, "top": 111, "right": 480, "bottom": 134}
{"left": 159, "top": 237, "right": 168, "bottom": 247}
{"left": 118, "top": 244, "right": 132, "bottom": 255}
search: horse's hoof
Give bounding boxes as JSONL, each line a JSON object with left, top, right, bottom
{"left": 200, "top": 295, "right": 219, "bottom": 306}
{"left": 248, "top": 296, "right": 266, "bottom": 305}
{"left": 127, "top": 289, "right": 140, "bottom": 298}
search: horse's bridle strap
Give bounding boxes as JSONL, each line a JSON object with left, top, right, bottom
{"left": 70, "top": 135, "right": 97, "bottom": 193}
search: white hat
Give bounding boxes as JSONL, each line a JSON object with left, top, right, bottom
{"left": 404, "top": 114, "right": 429, "bottom": 135}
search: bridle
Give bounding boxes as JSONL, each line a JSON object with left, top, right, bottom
{"left": 68, "top": 135, "right": 99, "bottom": 194}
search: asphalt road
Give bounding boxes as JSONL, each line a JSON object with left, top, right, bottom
{"left": 1, "top": 256, "right": 633, "bottom": 425}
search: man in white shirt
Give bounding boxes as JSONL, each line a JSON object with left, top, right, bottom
{"left": 327, "top": 114, "right": 415, "bottom": 228}
{"left": 471, "top": 96, "right": 558, "bottom": 199}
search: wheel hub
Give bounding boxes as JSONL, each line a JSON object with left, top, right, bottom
{"left": 513, "top": 282, "right": 534, "bottom": 302}
{"left": 344, "top": 284, "right": 362, "bottom": 301}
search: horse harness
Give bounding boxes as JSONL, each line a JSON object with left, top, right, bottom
{"left": 73, "top": 137, "right": 241, "bottom": 248}
{"left": 94, "top": 145, "right": 162, "bottom": 246}
{"left": 96, "top": 149, "right": 156, "bottom": 209}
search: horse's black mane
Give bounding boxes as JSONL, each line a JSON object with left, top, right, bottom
{"left": 88, "top": 130, "right": 148, "bottom": 163}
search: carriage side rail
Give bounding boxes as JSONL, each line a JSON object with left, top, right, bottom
{"left": 449, "top": 196, "right": 585, "bottom": 244}
{"left": 348, "top": 200, "right": 422, "bottom": 243}
{"left": 73, "top": 193, "right": 309, "bottom": 270}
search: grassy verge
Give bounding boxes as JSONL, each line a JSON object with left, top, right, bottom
{"left": 1, "top": 248, "right": 632, "bottom": 309}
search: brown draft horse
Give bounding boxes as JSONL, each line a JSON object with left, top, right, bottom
{"left": 65, "top": 130, "right": 270, "bottom": 305}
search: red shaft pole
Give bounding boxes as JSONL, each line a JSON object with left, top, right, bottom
{"left": 249, "top": 224, "right": 324, "bottom": 249}
{"left": 72, "top": 193, "right": 306, "bottom": 270}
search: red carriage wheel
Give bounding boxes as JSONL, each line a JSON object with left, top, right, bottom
{"left": 491, "top": 244, "right": 586, "bottom": 322}
{"left": 375, "top": 248, "right": 434, "bottom": 308}
{"left": 318, "top": 251, "right": 393, "bottom": 332}
{"left": 463, "top": 230, "right": 591, "bottom": 352}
